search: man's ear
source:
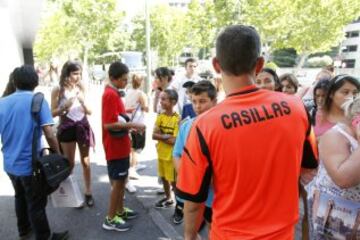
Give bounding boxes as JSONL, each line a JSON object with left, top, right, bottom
{"left": 255, "top": 56, "right": 265, "bottom": 75}
{"left": 212, "top": 57, "right": 221, "bottom": 74}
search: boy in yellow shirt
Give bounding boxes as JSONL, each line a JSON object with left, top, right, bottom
{"left": 152, "top": 89, "right": 179, "bottom": 208}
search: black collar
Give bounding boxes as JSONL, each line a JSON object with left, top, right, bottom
{"left": 227, "top": 87, "right": 259, "bottom": 97}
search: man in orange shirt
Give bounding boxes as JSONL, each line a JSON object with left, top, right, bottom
{"left": 176, "top": 25, "right": 318, "bottom": 240}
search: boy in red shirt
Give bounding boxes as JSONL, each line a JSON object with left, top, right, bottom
{"left": 101, "top": 61, "right": 145, "bottom": 232}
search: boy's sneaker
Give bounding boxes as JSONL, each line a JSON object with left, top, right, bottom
{"left": 117, "top": 207, "right": 138, "bottom": 220}
{"left": 172, "top": 204, "right": 184, "bottom": 224}
{"left": 155, "top": 198, "right": 174, "bottom": 209}
{"left": 102, "top": 216, "right": 131, "bottom": 232}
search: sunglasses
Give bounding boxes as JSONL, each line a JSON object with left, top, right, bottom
{"left": 333, "top": 74, "right": 359, "bottom": 84}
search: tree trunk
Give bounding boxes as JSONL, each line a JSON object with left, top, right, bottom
{"left": 83, "top": 45, "right": 90, "bottom": 89}
{"left": 296, "top": 53, "right": 309, "bottom": 72}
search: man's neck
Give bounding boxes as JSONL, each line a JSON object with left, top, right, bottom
{"left": 185, "top": 72, "right": 193, "bottom": 79}
{"left": 222, "top": 73, "right": 256, "bottom": 95}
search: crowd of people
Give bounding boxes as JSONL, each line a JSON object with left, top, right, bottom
{"left": 1, "top": 24, "right": 360, "bottom": 240}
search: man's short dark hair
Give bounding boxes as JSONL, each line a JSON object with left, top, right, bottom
{"left": 109, "top": 61, "right": 129, "bottom": 79}
{"left": 216, "top": 25, "right": 261, "bottom": 76}
{"left": 12, "top": 65, "right": 39, "bottom": 91}
{"left": 184, "top": 58, "right": 197, "bottom": 67}
{"left": 190, "top": 80, "right": 217, "bottom": 100}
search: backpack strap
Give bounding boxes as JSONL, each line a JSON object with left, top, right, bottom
{"left": 31, "top": 92, "right": 44, "bottom": 175}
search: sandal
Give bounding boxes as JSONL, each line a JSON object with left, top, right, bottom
{"left": 85, "top": 194, "right": 94, "bottom": 207}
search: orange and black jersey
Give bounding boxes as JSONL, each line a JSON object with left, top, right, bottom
{"left": 176, "top": 85, "right": 318, "bottom": 240}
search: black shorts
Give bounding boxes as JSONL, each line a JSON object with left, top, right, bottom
{"left": 203, "top": 206, "right": 212, "bottom": 223}
{"left": 57, "top": 126, "right": 77, "bottom": 142}
{"left": 107, "top": 157, "right": 130, "bottom": 180}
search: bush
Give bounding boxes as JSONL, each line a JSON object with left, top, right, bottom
{"left": 271, "top": 48, "right": 297, "bottom": 67}
{"left": 306, "top": 55, "right": 333, "bottom": 68}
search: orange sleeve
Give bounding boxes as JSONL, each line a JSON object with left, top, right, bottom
{"left": 175, "top": 124, "right": 212, "bottom": 203}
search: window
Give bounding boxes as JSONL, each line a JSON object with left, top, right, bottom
{"left": 345, "top": 31, "right": 360, "bottom": 38}
{"left": 342, "top": 59, "right": 356, "bottom": 68}
{"left": 349, "top": 45, "right": 358, "bottom": 52}
{"left": 342, "top": 45, "right": 358, "bottom": 52}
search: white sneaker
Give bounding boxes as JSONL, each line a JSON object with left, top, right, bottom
{"left": 129, "top": 167, "right": 141, "bottom": 180}
{"left": 126, "top": 181, "right": 137, "bottom": 193}
{"left": 136, "top": 164, "right": 147, "bottom": 171}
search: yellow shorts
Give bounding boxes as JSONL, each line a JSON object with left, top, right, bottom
{"left": 158, "top": 159, "right": 176, "bottom": 182}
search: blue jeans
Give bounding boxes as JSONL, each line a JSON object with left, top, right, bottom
{"left": 8, "top": 173, "right": 51, "bottom": 240}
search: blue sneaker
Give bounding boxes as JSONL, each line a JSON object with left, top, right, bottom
{"left": 102, "top": 216, "right": 131, "bottom": 232}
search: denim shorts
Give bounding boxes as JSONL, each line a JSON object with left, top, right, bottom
{"left": 107, "top": 157, "right": 130, "bottom": 180}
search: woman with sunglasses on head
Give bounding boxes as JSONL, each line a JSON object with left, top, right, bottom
{"left": 51, "top": 60, "right": 95, "bottom": 207}
{"left": 304, "top": 75, "right": 360, "bottom": 238}
{"left": 307, "top": 92, "right": 360, "bottom": 239}
{"left": 315, "top": 75, "right": 360, "bottom": 137}
{"left": 300, "top": 75, "right": 360, "bottom": 238}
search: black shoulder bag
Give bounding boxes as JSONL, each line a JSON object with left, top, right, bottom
{"left": 31, "top": 93, "right": 70, "bottom": 195}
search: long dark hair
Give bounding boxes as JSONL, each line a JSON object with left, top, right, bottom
{"left": 260, "top": 68, "right": 281, "bottom": 92}
{"left": 2, "top": 72, "right": 16, "bottom": 97}
{"left": 323, "top": 74, "right": 360, "bottom": 113}
{"left": 59, "top": 60, "right": 83, "bottom": 95}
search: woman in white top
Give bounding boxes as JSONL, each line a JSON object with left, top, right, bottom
{"left": 308, "top": 91, "right": 360, "bottom": 239}
{"left": 125, "top": 74, "right": 149, "bottom": 189}
{"left": 51, "top": 61, "right": 94, "bottom": 207}
{"left": 153, "top": 67, "right": 173, "bottom": 113}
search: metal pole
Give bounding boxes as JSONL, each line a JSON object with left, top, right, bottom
{"left": 145, "top": 0, "right": 151, "bottom": 94}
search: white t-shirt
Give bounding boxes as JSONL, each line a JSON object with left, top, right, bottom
{"left": 58, "top": 87, "right": 85, "bottom": 122}
{"left": 125, "top": 88, "right": 146, "bottom": 124}
{"left": 169, "top": 74, "right": 202, "bottom": 114}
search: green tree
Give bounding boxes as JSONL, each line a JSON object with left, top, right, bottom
{"left": 132, "top": 4, "right": 188, "bottom": 66}
{"left": 185, "top": 0, "right": 217, "bottom": 59}
{"left": 243, "top": 0, "right": 360, "bottom": 68}
{"left": 34, "top": 0, "right": 123, "bottom": 65}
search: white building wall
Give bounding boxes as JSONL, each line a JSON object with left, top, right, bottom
{"left": 0, "top": 2, "right": 24, "bottom": 94}
{"left": 340, "top": 21, "right": 360, "bottom": 69}
{"left": 0, "top": 0, "right": 43, "bottom": 94}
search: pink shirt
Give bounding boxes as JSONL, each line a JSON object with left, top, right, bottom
{"left": 314, "top": 110, "right": 335, "bottom": 137}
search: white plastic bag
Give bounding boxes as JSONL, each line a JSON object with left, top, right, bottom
{"left": 50, "top": 175, "right": 84, "bottom": 208}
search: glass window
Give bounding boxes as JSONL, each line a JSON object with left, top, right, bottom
{"left": 342, "top": 59, "right": 356, "bottom": 68}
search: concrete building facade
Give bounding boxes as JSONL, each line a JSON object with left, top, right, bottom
{"left": 0, "top": 0, "right": 43, "bottom": 93}
{"left": 339, "top": 18, "right": 360, "bottom": 70}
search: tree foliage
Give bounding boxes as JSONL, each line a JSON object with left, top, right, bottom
{"left": 132, "top": 4, "right": 188, "bottom": 66}
{"left": 34, "top": 0, "right": 123, "bottom": 63}
{"left": 243, "top": 0, "right": 360, "bottom": 66}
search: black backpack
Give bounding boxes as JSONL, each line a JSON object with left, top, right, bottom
{"left": 31, "top": 93, "right": 70, "bottom": 195}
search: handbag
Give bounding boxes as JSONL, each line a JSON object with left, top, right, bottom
{"left": 131, "top": 131, "right": 146, "bottom": 150}
{"left": 130, "top": 104, "right": 146, "bottom": 150}
{"left": 108, "top": 113, "right": 130, "bottom": 137}
{"left": 50, "top": 175, "right": 84, "bottom": 208}
{"left": 31, "top": 93, "right": 71, "bottom": 195}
